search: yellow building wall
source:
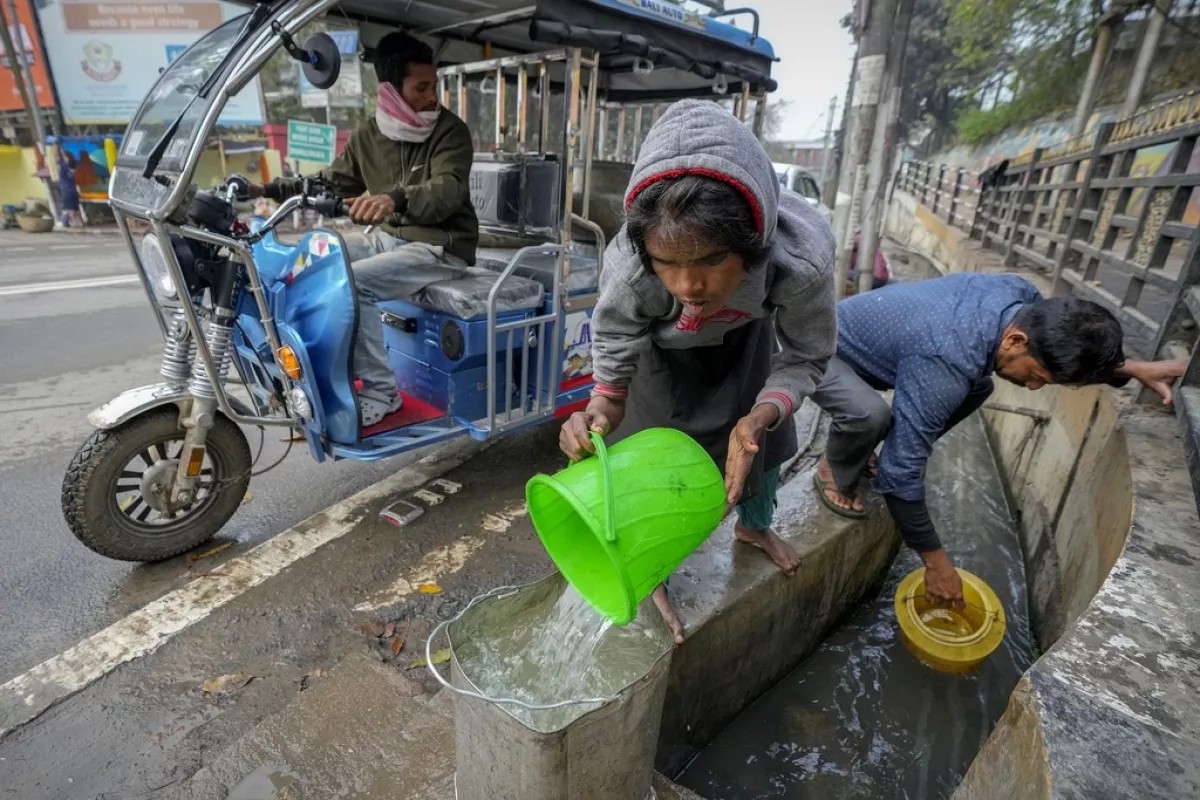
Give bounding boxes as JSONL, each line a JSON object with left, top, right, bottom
{"left": 0, "top": 145, "right": 287, "bottom": 208}
{"left": 0, "top": 147, "right": 50, "bottom": 206}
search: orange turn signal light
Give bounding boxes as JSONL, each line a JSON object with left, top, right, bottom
{"left": 278, "top": 346, "right": 302, "bottom": 379}
{"left": 186, "top": 446, "right": 206, "bottom": 477}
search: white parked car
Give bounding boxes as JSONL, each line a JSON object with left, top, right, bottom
{"left": 773, "top": 163, "right": 830, "bottom": 220}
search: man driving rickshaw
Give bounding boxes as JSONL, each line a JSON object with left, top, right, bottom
{"left": 245, "top": 31, "right": 478, "bottom": 426}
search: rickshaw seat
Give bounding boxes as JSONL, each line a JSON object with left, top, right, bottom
{"left": 408, "top": 266, "right": 545, "bottom": 320}
{"left": 477, "top": 250, "right": 600, "bottom": 294}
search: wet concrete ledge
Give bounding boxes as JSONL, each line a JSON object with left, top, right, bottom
{"left": 653, "top": 449, "right": 899, "bottom": 775}
{"left": 886, "top": 190, "right": 1200, "bottom": 798}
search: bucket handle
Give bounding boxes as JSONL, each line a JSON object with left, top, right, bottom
{"left": 900, "top": 595, "right": 1005, "bottom": 624}
{"left": 425, "top": 584, "right": 619, "bottom": 711}
{"left": 589, "top": 431, "right": 618, "bottom": 543}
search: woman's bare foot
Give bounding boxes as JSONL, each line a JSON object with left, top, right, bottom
{"left": 734, "top": 523, "right": 802, "bottom": 575}
{"left": 652, "top": 584, "right": 685, "bottom": 645}
{"left": 816, "top": 457, "right": 865, "bottom": 515}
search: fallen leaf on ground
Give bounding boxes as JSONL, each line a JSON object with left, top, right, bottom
{"left": 408, "top": 648, "right": 451, "bottom": 670}
{"left": 186, "top": 541, "right": 233, "bottom": 566}
{"left": 241, "top": 491, "right": 254, "bottom": 505}
{"left": 200, "top": 673, "right": 254, "bottom": 695}
{"left": 418, "top": 583, "right": 443, "bottom": 595}
{"left": 390, "top": 636, "right": 405, "bottom": 657}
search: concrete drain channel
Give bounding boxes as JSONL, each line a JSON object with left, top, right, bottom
{"left": 673, "top": 416, "right": 1033, "bottom": 798}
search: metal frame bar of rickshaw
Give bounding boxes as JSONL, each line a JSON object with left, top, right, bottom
{"left": 111, "top": 0, "right": 340, "bottom": 434}
{"left": 473, "top": 46, "right": 604, "bottom": 435}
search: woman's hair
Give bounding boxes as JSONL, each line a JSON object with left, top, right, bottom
{"left": 374, "top": 32, "right": 434, "bottom": 88}
{"left": 625, "top": 174, "right": 766, "bottom": 271}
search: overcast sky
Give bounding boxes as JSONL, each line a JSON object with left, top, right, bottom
{"left": 719, "top": 0, "right": 858, "bottom": 141}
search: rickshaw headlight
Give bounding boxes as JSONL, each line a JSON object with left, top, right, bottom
{"left": 140, "top": 234, "right": 179, "bottom": 301}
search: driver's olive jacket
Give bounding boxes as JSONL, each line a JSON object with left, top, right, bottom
{"left": 267, "top": 109, "right": 479, "bottom": 264}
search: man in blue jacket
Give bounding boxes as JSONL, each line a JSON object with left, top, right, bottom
{"left": 811, "top": 272, "right": 1186, "bottom": 605}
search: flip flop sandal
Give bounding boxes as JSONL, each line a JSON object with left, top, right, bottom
{"left": 813, "top": 471, "right": 867, "bottom": 520}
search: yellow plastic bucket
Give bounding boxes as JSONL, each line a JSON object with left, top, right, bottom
{"left": 894, "top": 567, "right": 1006, "bottom": 675}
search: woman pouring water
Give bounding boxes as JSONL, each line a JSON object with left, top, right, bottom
{"left": 559, "top": 100, "right": 837, "bottom": 643}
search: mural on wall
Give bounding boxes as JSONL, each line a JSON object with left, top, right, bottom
{"left": 935, "top": 105, "right": 1200, "bottom": 226}
{"left": 52, "top": 134, "right": 118, "bottom": 196}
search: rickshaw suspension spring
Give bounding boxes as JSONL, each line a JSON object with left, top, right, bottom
{"left": 187, "top": 320, "right": 235, "bottom": 401}
{"left": 159, "top": 309, "right": 193, "bottom": 386}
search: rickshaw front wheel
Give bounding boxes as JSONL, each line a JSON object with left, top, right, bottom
{"left": 62, "top": 408, "right": 252, "bottom": 562}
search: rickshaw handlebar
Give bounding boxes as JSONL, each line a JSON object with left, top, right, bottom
{"left": 307, "top": 196, "right": 348, "bottom": 218}
{"left": 244, "top": 192, "right": 348, "bottom": 245}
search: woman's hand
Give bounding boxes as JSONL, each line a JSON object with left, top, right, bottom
{"left": 559, "top": 396, "right": 626, "bottom": 462}
{"left": 724, "top": 403, "right": 780, "bottom": 510}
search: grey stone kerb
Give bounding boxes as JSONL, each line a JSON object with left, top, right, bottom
{"left": 955, "top": 388, "right": 1200, "bottom": 799}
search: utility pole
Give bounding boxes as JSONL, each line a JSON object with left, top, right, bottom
{"left": 856, "top": 0, "right": 915, "bottom": 295}
{"left": 1071, "top": 3, "right": 1139, "bottom": 136}
{"left": 819, "top": 94, "right": 837, "bottom": 193}
{"left": 1122, "top": 0, "right": 1173, "bottom": 117}
{"left": 834, "top": 0, "right": 900, "bottom": 299}
{"left": 0, "top": 0, "right": 57, "bottom": 218}
{"left": 825, "top": 49, "right": 859, "bottom": 214}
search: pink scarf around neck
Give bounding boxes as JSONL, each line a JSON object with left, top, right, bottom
{"left": 376, "top": 82, "right": 440, "bottom": 143}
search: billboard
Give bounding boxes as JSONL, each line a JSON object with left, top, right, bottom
{"left": 34, "top": 0, "right": 263, "bottom": 125}
{"left": 0, "top": 0, "right": 55, "bottom": 112}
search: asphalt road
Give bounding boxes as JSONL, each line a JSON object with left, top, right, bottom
{"left": 0, "top": 228, "right": 584, "bottom": 798}
{"left": 0, "top": 230, "right": 451, "bottom": 683}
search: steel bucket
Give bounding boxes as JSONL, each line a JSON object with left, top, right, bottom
{"left": 426, "top": 573, "right": 673, "bottom": 800}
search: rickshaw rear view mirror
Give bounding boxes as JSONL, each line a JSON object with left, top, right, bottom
{"left": 300, "top": 33, "right": 342, "bottom": 89}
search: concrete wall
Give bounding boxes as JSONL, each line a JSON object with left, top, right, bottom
{"left": 884, "top": 190, "right": 995, "bottom": 277}
{"left": 889, "top": 188, "right": 1200, "bottom": 798}
{"left": 959, "top": 384, "right": 1200, "bottom": 799}
{"left": 981, "top": 383, "right": 1133, "bottom": 646}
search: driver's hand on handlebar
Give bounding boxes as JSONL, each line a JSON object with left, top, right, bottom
{"left": 226, "top": 174, "right": 264, "bottom": 200}
{"left": 346, "top": 194, "right": 396, "bottom": 225}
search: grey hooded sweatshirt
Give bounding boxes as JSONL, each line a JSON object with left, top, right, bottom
{"left": 591, "top": 99, "right": 837, "bottom": 423}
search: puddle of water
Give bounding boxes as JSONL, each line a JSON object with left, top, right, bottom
{"left": 454, "top": 577, "right": 670, "bottom": 732}
{"left": 679, "top": 417, "right": 1035, "bottom": 799}
{"left": 226, "top": 765, "right": 300, "bottom": 800}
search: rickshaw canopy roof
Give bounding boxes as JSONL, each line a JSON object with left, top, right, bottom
{"left": 239, "top": 0, "right": 777, "bottom": 100}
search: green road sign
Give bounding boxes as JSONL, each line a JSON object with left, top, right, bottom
{"left": 287, "top": 119, "right": 338, "bottom": 166}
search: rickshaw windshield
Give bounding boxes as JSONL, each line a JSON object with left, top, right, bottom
{"left": 120, "top": 14, "right": 251, "bottom": 171}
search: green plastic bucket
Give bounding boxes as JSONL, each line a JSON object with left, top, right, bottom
{"left": 526, "top": 427, "right": 726, "bottom": 625}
